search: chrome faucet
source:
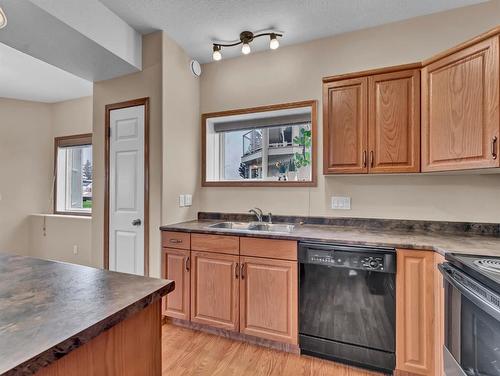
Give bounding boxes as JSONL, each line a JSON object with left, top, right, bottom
{"left": 267, "top": 212, "right": 272, "bottom": 224}
{"left": 249, "top": 207, "right": 263, "bottom": 222}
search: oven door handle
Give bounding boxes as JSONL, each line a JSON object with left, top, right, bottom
{"left": 439, "top": 264, "right": 500, "bottom": 322}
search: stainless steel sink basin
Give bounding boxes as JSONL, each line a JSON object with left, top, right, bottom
{"left": 209, "top": 221, "right": 254, "bottom": 230}
{"left": 248, "top": 223, "right": 295, "bottom": 233}
{"left": 208, "top": 221, "right": 295, "bottom": 233}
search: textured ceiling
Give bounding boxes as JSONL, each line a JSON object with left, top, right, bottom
{"left": 100, "top": 0, "right": 487, "bottom": 63}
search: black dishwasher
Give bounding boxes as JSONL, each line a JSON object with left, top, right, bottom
{"left": 299, "top": 242, "right": 396, "bottom": 373}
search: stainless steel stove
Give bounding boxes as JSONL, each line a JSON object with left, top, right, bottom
{"left": 440, "top": 254, "right": 500, "bottom": 376}
{"left": 474, "top": 258, "right": 500, "bottom": 274}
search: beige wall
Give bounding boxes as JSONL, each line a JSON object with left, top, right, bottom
{"left": 0, "top": 99, "right": 52, "bottom": 255}
{"left": 28, "top": 96, "right": 93, "bottom": 264}
{"left": 92, "top": 32, "right": 164, "bottom": 274}
{"left": 199, "top": 1, "right": 500, "bottom": 223}
{"left": 52, "top": 96, "right": 93, "bottom": 137}
{"left": 162, "top": 33, "right": 200, "bottom": 226}
{"left": 0, "top": 96, "right": 92, "bottom": 258}
{"left": 29, "top": 215, "right": 92, "bottom": 265}
{"left": 92, "top": 31, "right": 200, "bottom": 278}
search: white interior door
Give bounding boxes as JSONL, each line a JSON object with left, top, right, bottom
{"left": 109, "top": 105, "right": 145, "bottom": 275}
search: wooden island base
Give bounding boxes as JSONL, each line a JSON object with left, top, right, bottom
{"left": 37, "top": 301, "right": 161, "bottom": 376}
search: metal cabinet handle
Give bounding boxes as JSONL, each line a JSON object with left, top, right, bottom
{"left": 169, "top": 239, "right": 182, "bottom": 244}
{"left": 362, "top": 151, "right": 367, "bottom": 168}
{"left": 185, "top": 256, "right": 190, "bottom": 272}
{"left": 240, "top": 263, "right": 246, "bottom": 280}
{"left": 370, "top": 151, "right": 374, "bottom": 168}
{"left": 493, "top": 136, "right": 498, "bottom": 160}
{"left": 235, "top": 263, "right": 239, "bottom": 279}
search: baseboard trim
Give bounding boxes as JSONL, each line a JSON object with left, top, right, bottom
{"left": 165, "top": 317, "right": 300, "bottom": 354}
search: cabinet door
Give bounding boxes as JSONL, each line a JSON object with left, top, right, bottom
{"left": 163, "top": 248, "right": 190, "bottom": 320}
{"left": 239, "top": 256, "right": 298, "bottom": 344}
{"left": 190, "top": 251, "right": 239, "bottom": 331}
{"left": 421, "top": 36, "right": 500, "bottom": 171}
{"left": 368, "top": 69, "right": 420, "bottom": 173}
{"left": 434, "top": 253, "right": 445, "bottom": 376}
{"left": 323, "top": 77, "right": 368, "bottom": 174}
{"left": 396, "top": 249, "right": 436, "bottom": 375}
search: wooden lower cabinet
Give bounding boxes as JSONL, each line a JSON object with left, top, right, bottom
{"left": 434, "top": 253, "right": 445, "bottom": 376}
{"left": 163, "top": 248, "right": 190, "bottom": 320}
{"left": 395, "top": 249, "right": 444, "bottom": 376}
{"left": 38, "top": 301, "right": 161, "bottom": 376}
{"left": 190, "top": 251, "right": 240, "bottom": 331}
{"left": 239, "top": 256, "right": 298, "bottom": 344}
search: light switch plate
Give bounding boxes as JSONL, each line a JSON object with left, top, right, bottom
{"left": 331, "top": 196, "right": 351, "bottom": 210}
{"left": 185, "top": 194, "right": 192, "bottom": 206}
{"left": 179, "top": 195, "right": 185, "bottom": 207}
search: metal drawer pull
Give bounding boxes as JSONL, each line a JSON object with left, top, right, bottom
{"left": 235, "top": 263, "right": 239, "bottom": 279}
{"left": 370, "top": 151, "right": 374, "bottom": 168}
{"left": 493, "top": 136, "right": 498, "bottom": 160}
{"left": 363, "top": 151, "right": 367, "bottom": 168}
{"left": 240, "top": 263, "right": 246, "bottom": 279}
{"left": 185, "top": 256, "right": 190, "bottom": 272}
{"left": 169, "top": 239, "right": 182, "bottom": 244}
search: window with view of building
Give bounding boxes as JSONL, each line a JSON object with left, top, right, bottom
{"left": 54, "top": 134, "right": 92, "bottom": 215}
{"left": 204, "top": 103, "right": 316, "bottom": 186}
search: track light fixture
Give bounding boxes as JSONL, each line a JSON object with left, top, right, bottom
{"left": 212, "top": 30, "right": 283, "bottom": 61}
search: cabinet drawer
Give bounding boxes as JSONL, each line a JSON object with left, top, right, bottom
{"left": 162, "top": 231, "right": 190, "bottom": 250}
{"left": 191, "top": 233, "right": 239, "bottom": 255}
{"left": 240, "top": 237, "right": 297, "bottom": 261}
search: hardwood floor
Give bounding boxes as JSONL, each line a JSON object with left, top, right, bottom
{"left": 162, "top": 323, "right": 382, "bottom": 376}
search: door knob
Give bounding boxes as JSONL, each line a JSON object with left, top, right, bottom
{"left": 132, "top": 218, "right": 142, "bottom": 226}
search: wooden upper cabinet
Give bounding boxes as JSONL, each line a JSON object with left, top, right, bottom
{"left": 239, "top": 256, "right": 298, "bottom": 345}
{"left": 323, "top": 77, "right": 368, "bottom": 174}
{"left": 421, "top": 35, "right": 500, "bottom": 172}
{"left": 163, "top": 248, "right": 190, "bottom": 320}
{"left": 368, "top": 69, "right": 420, "bottom": 173}
{"left": 396, "top": 249, "right": 437, "bottom": 376}
{"left": 190, "top": 251, "right": 240, "bottom": 331}
{"left": 323, "top": 64, "right": 421, "bottom": 175}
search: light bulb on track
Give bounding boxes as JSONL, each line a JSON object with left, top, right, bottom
{"left": 212, "top": 45, "right": 222, "bottom": 61}
{"left": 241, "top": 43, "right": 251, "bottom": 55}
{"left": 269, "top": 34, "right": 279, "bottom": 50}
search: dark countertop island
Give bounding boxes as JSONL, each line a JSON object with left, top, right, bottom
{"left": 0, "top": 253, "right": 174, "bottom": 375}
{"left": 160, "top": 215, "right": 500, "bottom": 257}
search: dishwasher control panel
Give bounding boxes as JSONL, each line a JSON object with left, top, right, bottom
{"left": 301, "top": 244, "right": 396, "bottom": 273}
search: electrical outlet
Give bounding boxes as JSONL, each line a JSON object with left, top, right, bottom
{"left": 73, "top": 245, "right": 78, "bottom": 255}
{"left": 179, "top": 195, "right": 185, "bottom": 207}
{"left": 185, "top": 194, "right": 192, "bottom": 206}
{"left": 331, "top": 196, "right": 351, "bottom": 210}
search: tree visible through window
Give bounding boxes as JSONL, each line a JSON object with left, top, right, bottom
{"left": 54, "top": 134, "right": 92, "bottom": 215}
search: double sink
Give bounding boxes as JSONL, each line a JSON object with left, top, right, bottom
{"left": 209, "top": 221, "right": 295, "bottom": 234}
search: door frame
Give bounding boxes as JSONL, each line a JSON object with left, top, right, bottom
{"left": 104, "top": 97, "right": 150, "bottom": 276}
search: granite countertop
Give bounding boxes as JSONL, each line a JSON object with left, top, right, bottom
{"left": 161, "top": 219, "right": 500, "bottom": 257}
{"left": 0, "top": 253, "right": 174, "bottom": 376}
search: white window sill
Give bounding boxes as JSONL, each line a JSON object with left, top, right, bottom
{"left": 31, "top": 213, "right": 92, "bottom": 220}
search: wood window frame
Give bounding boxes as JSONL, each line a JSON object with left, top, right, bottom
{"left": 201, "top": 100, "right": 318, "bottom": 187}
{"left": 53, "top": 133, "right": 93, "bottom": 216}
{"left": 103, "top": 97, "right": 150, "bottom": 276}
